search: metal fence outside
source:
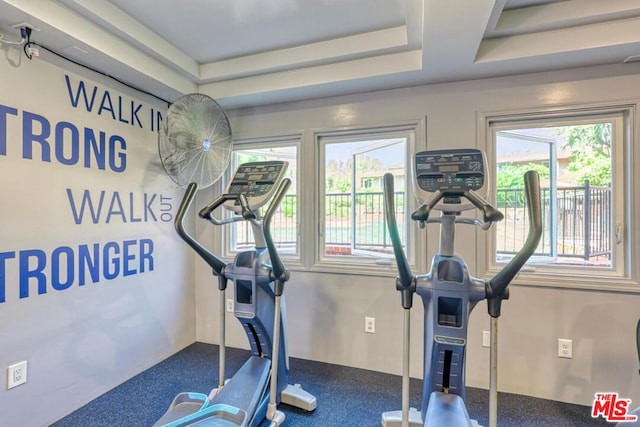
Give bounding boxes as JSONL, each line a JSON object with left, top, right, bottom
{"left": 235, "top": 191, "right": 404, "bottom": 255}
{"left": 496, "top": 180, "right": 611, "bottom": 262}
{"left": 324, "top": 191, "right": 404, "bottom": 255}
{"left": 237, "top": 181, "right": 611, "bottom": 263}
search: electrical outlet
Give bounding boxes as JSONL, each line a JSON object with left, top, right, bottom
{"left": 558, "top": 338, "right": 573, "bottom": 359}
{"left": 226, "top": 298, "right": 234, "bottom": 313}
{"left": 365, "top": 317, "right": 375, "bottom": 334}
{"left": 482, "top": 330, "right": 490, "bottom": 348}
{"left": 7, "top": 361, "right": 27, "bottom": 389}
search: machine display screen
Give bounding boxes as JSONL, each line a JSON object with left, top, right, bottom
{"left": 439, "top": 165, "right": 459, "bottom": 173}
{"left": 223, "top": 160, "right": 288, "bottom": 212}
{"left": 414, "top": 149, "right": 485, "bottom": 194}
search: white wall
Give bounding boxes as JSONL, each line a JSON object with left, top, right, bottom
{"left": 195, "top": 62, "right": 640, "bottom": 408}
{"left": 0, "top": 50, "right": 195, "bottom": 425}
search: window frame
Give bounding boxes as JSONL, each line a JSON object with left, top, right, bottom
{"left": 477, "top": 104, "right": 639, "bottom": 291}
{"left": 311, "top": 121, "right": 425, "bottom": 276}
{"left": 223, "top": 135, "right": 303, "bottom": 268}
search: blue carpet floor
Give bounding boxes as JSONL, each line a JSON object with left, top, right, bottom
{"left": 51, "top": 342, "right": 609, "bottom": 426}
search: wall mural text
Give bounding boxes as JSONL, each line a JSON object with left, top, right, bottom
{"left": 0, "top": 74, "right": 177, "bottom": 303}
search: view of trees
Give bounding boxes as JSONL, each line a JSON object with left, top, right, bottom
{"left": 559, "top": 123, "right": 612, "bottom": 186}
{"left": 326, "top": 159, "right": 352, "bottom": 193}
{"left": 496, "top": 162, "right": 550, "bottom": 189}
{"left": 497, "top": 123, "right": 612, "bottom": 190}
{"left": 325, "top": 155, "right": 383, "bottom": 193}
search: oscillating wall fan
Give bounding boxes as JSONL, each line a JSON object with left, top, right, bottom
{"left": 159, "top": 93, "right": 232, "bottom": 189}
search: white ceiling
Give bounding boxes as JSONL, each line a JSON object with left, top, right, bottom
{"left": 1, "top": 0, "right": 640, "bottom": 108}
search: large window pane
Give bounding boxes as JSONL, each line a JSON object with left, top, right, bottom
{"left": 495, "top": 121, "right": 614, "bottom": 268}
{"left": 322, "top": 136, "right": 406, "bottom": 259}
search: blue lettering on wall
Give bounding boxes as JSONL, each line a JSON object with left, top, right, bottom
{"left": 0, "top": 76, "right": 169, "bottom": 306}
{"left": 78, "top": 244, "right": 99, "bottom": 286}
{"left": 103, "top": 241, "right": 120, "bottom": 279}
{"left": 19, "top": 249, "right": 47, "bottom": 298}
{"left": 64, "top": 75, "right": 98, "bottom": 112}
{"left": 55, "top": 121, "right": 79, "bottom": 165}
{"left": 84, "top": 128, "right": 107, "bottom": 170}
{"left": 109, "top": 134, "right": 127, "bottom": 172}
{"left": 15, "top": 108, "right": 128, "bottom": 172}
{"left": 123, "top": 240, "right": 137, "bottom": 276}
{"left": 52, "top": 246, "right": 74, "bottom": 290}
{"left": 66, "top": 189, "right": 173, "bottom": 224}
{"left": 66, "top": 189, "right": 105, "bottom": 224}
{"left": 0, "top": 239, "right": 155, "bottom": 303}
{"left": 106, "top": 193, "right": 126, "bottom": 224}
{"left": 23, "top": 111, "right": 51, "bottom": 162}
{"left": 98, "top": 91, "right": 115, "bottom": 120}
{"left": 65, "top": 75, "right": 144, "bottom": 129}
{"left": 150, "top": 108, "right": 163, "bottom": 133}
{"left": 131, "top": 103, "right": 143, "bottom": 128}
{"left": 1, "top": 102, "right": 135, "bottom": 173}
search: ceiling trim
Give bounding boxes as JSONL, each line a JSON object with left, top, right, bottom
{"left": 493, "top": 0, "right": 640, "bottom": 37}
{"left": 199, "top": 50, "right": 423, "bottom": 100}
{"left": 199, "top": 26, "right": 410, "bottom": 82}
{"left": 3, "top": 0, "right": 197, "bottom": 94}
{"left": 478, "top": 16, "right": 640, "bottom": 63}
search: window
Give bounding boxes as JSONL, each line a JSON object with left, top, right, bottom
{"left": 316, "top": 125, "right": 417, "bottom": 270}
{"left": 227, "top": 138, "right": 299, "bottom": 257}
{"left": 222, "top": 122, "right": 423, "bottom": 277}
{"left": 483, "top": 106, "right": 636, "bottom": 289}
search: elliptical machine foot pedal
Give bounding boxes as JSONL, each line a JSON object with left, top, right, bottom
{"left": 162, "top": 403, "right": 248, "bottom": 427}
{"left": 155, "top": 392, "right": 209, "bottom": 426}
{"left": 380, "top": 407, "right": 423, "bottom": 427}
{"left": 280, "top": 383, "right": 317, "bottom": 411}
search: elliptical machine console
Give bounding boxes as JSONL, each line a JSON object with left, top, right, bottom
{"left": 381, "top": 149, "right": 542, "bottom": 427}
{"left": 414, "top": 149, "right": 485, "bottom": 196}
{"left": 223, "top": 161, "right": 289, "bottom": 212}
{"left": 157, "top": 161, "right": 315, "bottom": 427}
{"left": 411, "top": 149, "right": 504, "bottom": 228}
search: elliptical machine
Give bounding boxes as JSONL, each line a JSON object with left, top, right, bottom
{"left": 381, "top": 149, "right": 542, "bottom": 427}
{"left": 156, "top": 160, "right": 316, "bottom": 427}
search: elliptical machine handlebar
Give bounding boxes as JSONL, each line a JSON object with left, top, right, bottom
{"left": 175, "top": 182, "right": 228, "bottom": 278}
{"left": 175, "top": 170, "right": 294, "bottom": 294}
{"left": 263, "top": 178, "right": 292, "bottom": 296}
{"left": 199, "top": 193, "right": 256, "bottom": 224}
{"left": 195, "top": 176, "right": 292, "bottom": 296}
{"left": 419, "top": 215, "right": 495, "bottom": 231}
{"left": 383, "top": 173, "right": 416, "bottom": 310}
{"left": 383, "top": 169, "right": 543, "bottom": 315}
{"left": 411, "top": 189, "right": 504, "bottom": 226}
{"left": 486, "top": 170, "right": 542, "bottom": 318}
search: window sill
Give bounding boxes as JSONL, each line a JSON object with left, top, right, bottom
{"left": 491, "top": 269, "right": 639, "bottom": 293}
{"left": 302, "top": 259, "right": 402, "bottom": 278}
